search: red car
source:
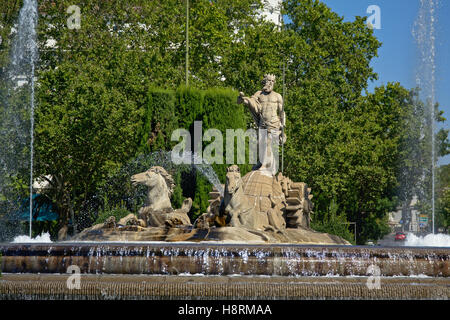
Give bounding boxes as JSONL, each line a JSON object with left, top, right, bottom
{"left": 395, "top": 232, "right": 406, "bottom": 241}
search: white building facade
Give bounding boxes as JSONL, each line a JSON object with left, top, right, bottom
{"left": 261, "top": 0, "right": 283, "bottom": 26}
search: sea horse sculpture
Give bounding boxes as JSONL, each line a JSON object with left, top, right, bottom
{"left": 197, "top": 165, "right": 313, "bottom": 233}
{"left": 131, "top": 166, "right": 175, "bottom": 212}
{"left": 221, "top": 165, "right": 257, "bottom": 228}
{"left": 131, "top": 166, "right": 192, "bottom": 227}
{"left": 197, "top": 165, "right": 285, "bottom": 232}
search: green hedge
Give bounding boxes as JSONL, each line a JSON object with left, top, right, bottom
{"left": 176, "top": 86, "right": 204, "bottom": 129}
{"left": 138, "top": 88, "right": 178, "bottom": 154}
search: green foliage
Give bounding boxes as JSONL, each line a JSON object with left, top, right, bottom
{"left": 436, "top": 188, "right": 450, "bottom": 232}
{"left": 95, "top": 207, "right": 132, "bottom": 225}
{"left": 436, "top": 165, "right": 450, "bottom": 232}
{"left": 282, "top": 1, "right": 388, "bottom": 243}
{"left": 280, "top": 1, "right": 448, "bottom": 243}
{"left": 311, "top": 200, "right": 355, "bottom": 244}
{"left": 438, "top": 164, "right": 450, "bottom": 191}
{"left": 171, "top": 171, "right": 185, "bottom": 210}
{"left": 139, "top": 88, "right": 178, "bottom": 154}
{"left": 394, "top": 90, "right": 449, "bottom": 234}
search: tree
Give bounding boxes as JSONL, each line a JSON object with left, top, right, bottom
{"left": 282, "top": 0, "right": 394, "bottom": 243}
{"left": 35, "top": 57, "right": 145, "bottom": 233}
{"left": 436, "top": 187, "right": 450, "bottom": 233}
{"left": 281, "top": 1, "right": 449, "bottom": 243}
{"left": 34, "top": 0, "right": 186, "bottom": 233}
{"left": 395, "top": 88, "right": 449, "bottom": 232}
{"left": 436, "top": 164, "right": 450, "bottom": 232}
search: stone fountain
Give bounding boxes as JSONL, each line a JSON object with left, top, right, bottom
{"left": 70, "top": 164, "right": 348, "bottom": 245}
{"left": 70, "top": 74, "right": 348, "bottom": 246}
{"left": 1, "top": 68, "right": 449, "bottom": 300}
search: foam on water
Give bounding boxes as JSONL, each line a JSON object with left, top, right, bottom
{"left": 13, "top": 232, "right": 52, "bottom": 243}
{"left": 405, "top": 233, "right": 450, "bottom": 247}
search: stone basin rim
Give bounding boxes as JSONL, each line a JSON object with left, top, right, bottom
{"left": 1, "top": 242, "right": 450, "bottom": 250}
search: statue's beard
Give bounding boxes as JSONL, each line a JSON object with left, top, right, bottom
{"left": 263, "top": 83, "right": 273, "bottom": 92}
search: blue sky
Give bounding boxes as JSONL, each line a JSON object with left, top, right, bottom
{"left": 318, "top": 0, "right": 450, "bottom": 165}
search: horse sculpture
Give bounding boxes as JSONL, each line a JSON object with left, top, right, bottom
{"left": 131, "top": 166, "right": 175, "bottom": 212}
{"left": 131, "top": 166, "right": 191, "bottom": 227}
{"left": 221, "top": 165, "right": 257, "bottom": 228}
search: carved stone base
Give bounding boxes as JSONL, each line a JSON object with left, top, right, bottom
{"left": 72, "top": 225, "right": 350, "bottom": 245}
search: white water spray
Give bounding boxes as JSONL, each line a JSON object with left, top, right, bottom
{"left": 413, "top": 0, "right": 437, "bottom": 233}
{"left": 405, "top": 233, "right": 450, "bottom": 247}
{"left": 10, "top": 0, "right": 39, "bottom": 237}
{"left": 172, "top": 151, "right": 224, "bottom": 195}
{"left": 29, "top": 63, "right": 36, "bottom": 238}
{"left": 13, "top": 232, "right": 52, "bottom": 243}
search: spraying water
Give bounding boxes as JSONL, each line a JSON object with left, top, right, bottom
{"left": 13, "top": 232, "right": 52, "bottom": 243}
{"left": 12, "top": 0, "right": 39, "bottom": 238}
{"left": 413, "top": 0, "right": 437, "bottom": 233}
{"left": 0, "top": 0, "right": 39, "bottom": 240}
{"left": 174, "top": 151, "right": 224, "bottom": 195}
{"left": 405, "top": 233, "right": 450, "bottom": 247}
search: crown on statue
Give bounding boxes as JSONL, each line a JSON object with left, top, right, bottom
{"left": 263, "top": 73, "right": 276, "bottom": 84}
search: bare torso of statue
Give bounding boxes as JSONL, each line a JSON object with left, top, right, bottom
{"left": 251, "top": 90, "right": 283, "bottom": 131}
{"left": 237, "top": 74, "right": 285, "bottom": 134}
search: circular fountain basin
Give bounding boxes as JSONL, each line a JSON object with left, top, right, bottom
{"left": 1, "top": 242, "right": 448, "bottom": 300}
{"left": 1, "top": 242, "right": 448, "bottom": 277}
